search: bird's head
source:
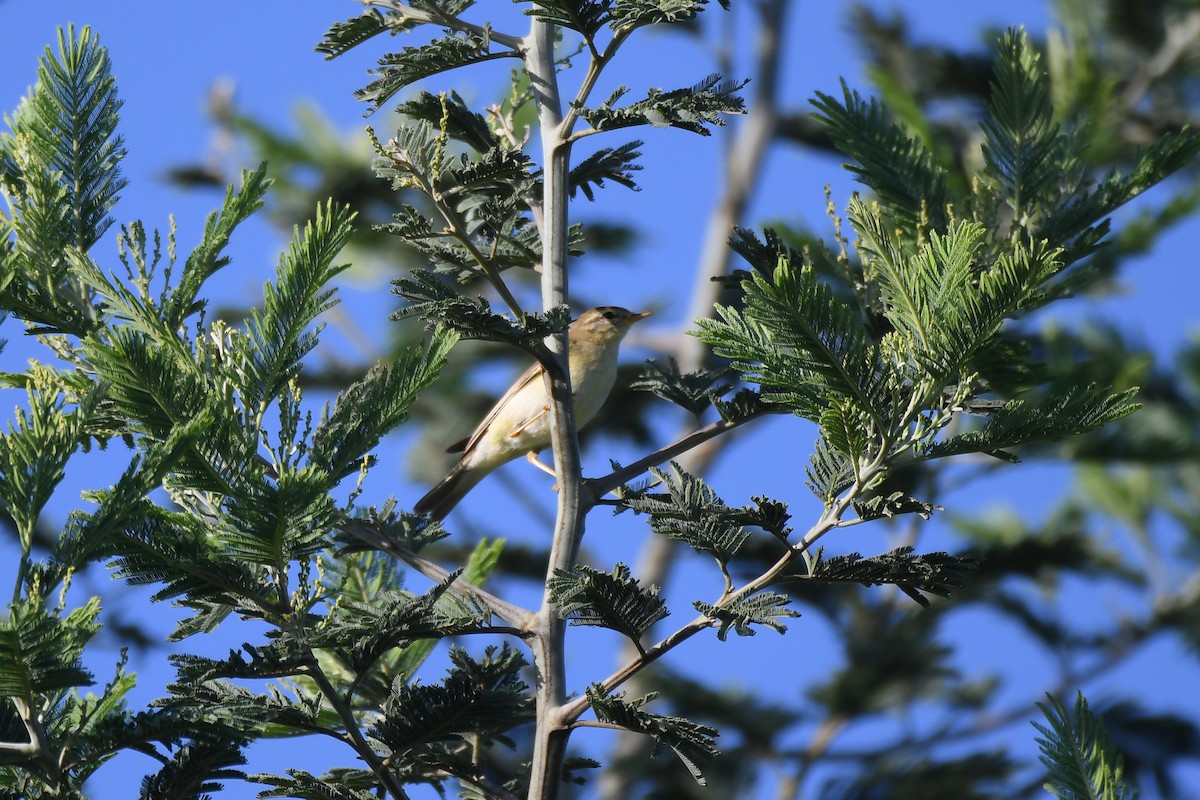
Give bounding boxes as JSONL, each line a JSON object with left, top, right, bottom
{"left": 570, "top": 306, "right": 652, "bottom": 345}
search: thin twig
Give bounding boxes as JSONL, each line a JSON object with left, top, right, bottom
{"left": 305, "top": 663, "right": 412, "bottom": 800}
{"left": 364, "top": 0, "right": 526, "bottom": 50}
{"left": 336, "top": 519, "right": 535, "bottom": 628}
{"left": 583, "top": 410, "right": 774, "bottom": 503}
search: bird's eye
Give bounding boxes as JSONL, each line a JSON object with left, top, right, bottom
{"left": 602, "top": 309, "right": 617, "bottom": 320}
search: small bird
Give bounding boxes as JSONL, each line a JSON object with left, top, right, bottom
{"left": 414, "top": 306, "right": 651, "bottom": 521}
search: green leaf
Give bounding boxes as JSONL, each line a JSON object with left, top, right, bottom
{"left": 254, "top": 769, "right": 380, "bottom": 800}
{"left": 137, "top": 737, "right": 247, "bottom": 800}
{"left": 315, "top": 572, "right": 489, "bottom": 676}
{"left": 851, "top": 207, "right": 1061, "bottom": 380}
{"left": 369, "top": 645, "right": 531, "bottom": 777}
{"left": 925, "top": 385, "right": 1141, "bottom": 461}
{"left": 107, "top": 503, "right": 277, "bottom": 621}
{"left": 694, "top": 256, "right": 883, "bottom": 423}
{"left": 578, "top": 74, "right": 747, "bottom": 136}
{"left": 548, "top": 564, "right": 669, "bottom": 642}
{"left": 586, "top": 685, "right": 719, "bottom": 785}
{"left": 391, "top": 538, "right": 507, "bottom": 681}
{"left": 0, "top": 368, "right": 103, "bottom": 548}
{"left": 220, "top": 465, "right": 339, "bottom": 568}
{"left": 164, "top": 677, "right": 322, "bottom": 735}
{"left": 1039, "top": 127, "right": 1200, "bottom": 270}
{"left": 171, "top": 638, "right": 311, "bottom": 684}
{"left": 524, "top": 1, "right": 611, "bottom": 38}
{"left": 804, "top": 546, "right": 976, "bottom": 608}
{"left": 394, "top": 90, "right": 500, "bottom": 153}
{"left": 0, "top": 596, "right": 99, "bottom": 698}
{"left": 694, "top": 592, "right": 798, "bottom": 640}
{"left": 163, "top": 166, "right": 271, "bottom": 331}
{"left": 610, "top": 0, "right": 723, "bottom": 31}
{"left": 391, "top": 271, "right": 570, "bottom": 345}
{"left": 310, "top": 327, "right": 457, "bottom": 482}
{"left": 1034, "top": 692, "right": 1136, "bottom": 800}
{"left": 980, "top": 28, "right": 1065, "bottom": 223}
{"left": 624, "top": 463, "right": 751, "bottom": 563}
{"left": 810, "top": 79, "right": 949, "bottom": 230}
{"left": 372, "top": 121, "right": 541, "bottom": 280}
{"left": 232, "top": 200, "right": 355, "bottom": 411}
{"left": 0, "top": 25, "right": 125, "bottom": 336}
{"left": 2, "top": 25, "right": 126, "bottom": 253}
{"left": 357, "top": 31, "right": 521, "bottom": 114}
{"left": 316, "top": 9, "right": 393, "bottom": 59}
{"left": 51, "top": 409, "right": 207, "bottom": 581}
{"left": 318, "top": 2, "right": 479, "bottom": 61}
{"left": 569, "top": 141, "right": 643, "bottom": 200}
{"left": 805, "top": 435, "right": 856, "bottom": 503}
{"left": 630, "top": 357, "right": 730, "bottom": 416}
{"left": 853, "top": 492, "right": 941, "bottom": 523}
{"left": 462, "top": 536, "right": 505, "bottom": 587}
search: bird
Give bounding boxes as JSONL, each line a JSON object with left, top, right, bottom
{"left": 414, "top": 306, "right": 651, "bottom": 521}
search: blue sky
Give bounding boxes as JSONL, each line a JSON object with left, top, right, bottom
{"left": 1, "top": 1, "right": 1198, "bottom": 798}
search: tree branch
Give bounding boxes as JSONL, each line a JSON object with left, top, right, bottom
{"left": 526, "top": 17, "right": 579, "bottom": 800}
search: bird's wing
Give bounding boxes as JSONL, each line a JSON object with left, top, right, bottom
{"left": 457, "top": 361, "right": 547, "bottom": 455}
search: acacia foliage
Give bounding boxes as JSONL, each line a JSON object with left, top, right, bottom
{"left": 0, "top": 4, "right": 1196, "bottom": 799}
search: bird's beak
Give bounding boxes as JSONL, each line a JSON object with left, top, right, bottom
{"left": 627, "top": 310, "right": 653, "bottom": 324}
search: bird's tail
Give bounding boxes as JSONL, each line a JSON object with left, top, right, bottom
{"left": 413, "top": 464, "right": 483, "bottom": 521}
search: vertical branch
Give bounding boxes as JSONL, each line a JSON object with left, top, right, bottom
{"left": 599, "top": 2, "right": 789, "bottom": 797}
{"left": 525, "top": 18, "right": 582, "bottom": 800}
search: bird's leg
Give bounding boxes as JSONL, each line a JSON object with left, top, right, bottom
{"left": 509, "top": 405, "right": 550, "bottom": 437}
{"left": 525, "top": 449, "right": 558, "bottom": 478}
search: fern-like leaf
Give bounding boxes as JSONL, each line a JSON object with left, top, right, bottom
{"left": 310, "top": 327, "right": 457, "bottom": 481}
{"left": 317, "top": 10, "right": 393, "bottom": 59}
{"left": 624, "top": 463, "right": 751, "bottom": 564}
{"left": 0, "top": 596, "right": 98, "bottom": 698}
{"left": 392, "top": 271, "right": 571, "bottom": 345}
{"left": 394, "top": 90, "right": 500, "bottom": 153}
{"left": 980, "top": 28, "right": 1065, "bottom": 223}
{"left": 369, "top": 645, "right": 531, "bottom": 768}
{"left": 6, "top": 25, "right": 127, "bottom": 252}
{"left": 357, "top": 32, "right": 521, "bottom": 113}
{"left": 548, "top": 564, "right": 668, "bottom": 643}
{"left": 524, "top": 1, "right": 612, "bottom": 39}
{"left": 578, "top": 74, "right": 747, "bottom": 136}
{"left": 610, "top": 0, "right": 721, "bottom": 31}
{"left": 233, "top": 201, "right": 355, "bottom": 410}
{"left": 569, "top": 141, "right": 643, "bottom": 200}
{"left": 925, "top": 385, "right": 1140, "bottom": 461}
{"left": 1034, "top": 692, "right": 1136, "bottom": 800}
{"left": 805, "top": 546, "right": 976, "bottom": 607}
{"left": 694, "top": 257, "right": 884, "bottom": 424}
{"left": 587, "top": 685, "right": 719, "bottom": 785}
{"left": 163, "top": 167, "right": 271, "bottom": 331}
{"left": 630, "top": 358, "right": 730, "bottom": 416}
{"left": 137, "top": 736, "right": 247, "bottom": 800}
{"left": 694, "top": 593, "right": 798, "bottom": 640}
{"left": 810, "top": 80, "right": 949, "bottom": 230}
{"left": 254, "top": 769, "right": 381, "bottom": 800}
